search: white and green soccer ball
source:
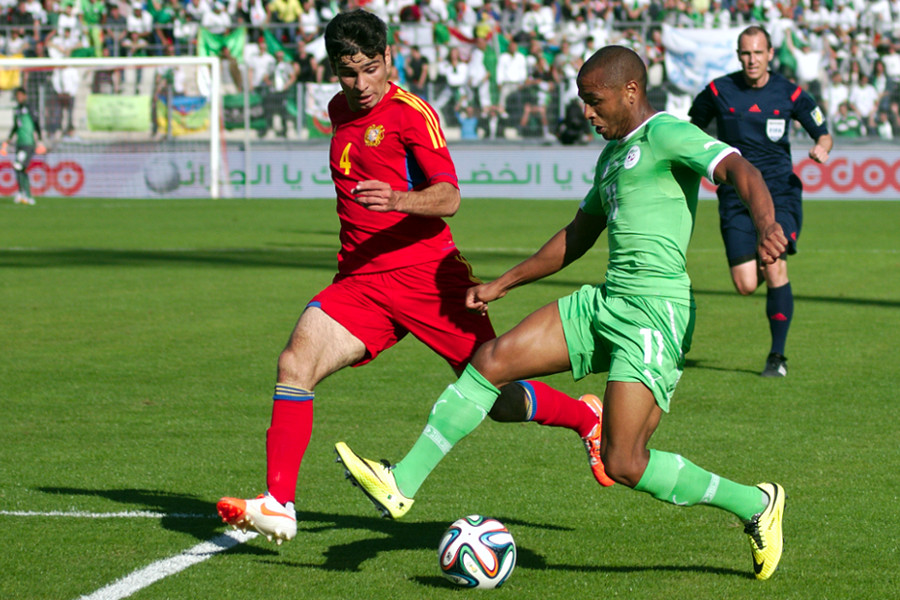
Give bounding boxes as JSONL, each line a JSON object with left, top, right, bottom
{"left": 438, "top": 515, "right": 516, "bottom": 589}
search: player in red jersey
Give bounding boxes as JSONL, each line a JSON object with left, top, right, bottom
{"left": 217, "top": 10, "right": 610, "bottom": 543}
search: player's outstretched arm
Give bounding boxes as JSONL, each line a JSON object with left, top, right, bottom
{"left": 714, "top": 153, "right": 787, "bottom": 264}
{"left": 467, "top": 209, "right": 606, "bottom": 313}
{"left": 351, "top": 180, "right": 460, "bottom": 217}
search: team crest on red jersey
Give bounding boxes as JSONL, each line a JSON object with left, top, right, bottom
{"left": 364, "top": 124, "right": 385, "bottom": 147}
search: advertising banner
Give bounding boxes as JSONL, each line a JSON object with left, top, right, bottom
{"left": 87, "top": 94, "right": 152, "bottom": 131}
{"left": 4, "top": 146, "right": 899, "bottom": 200}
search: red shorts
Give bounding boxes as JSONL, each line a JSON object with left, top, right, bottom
{"left": 308, "top": 252, "right": 496, "bottom": 371}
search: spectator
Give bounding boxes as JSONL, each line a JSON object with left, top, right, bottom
{"left": 801, "top": 0, "right": 833, "bottom": 47}
{"left": 405, "top": 44, "right": 430, "bottom": 99}
{"left": 785, "top": 27, "right": 827, "bottom": 99}
{"left": 822, "top": 69, "right": 849, "bottom": 118}
{"left": 218, "top": 44, "right": 242, "bottom": 92}
{"left": 202, "top": 1, "right": 232, "bottom": 35}
{"left": 703, "top": 0, "right": 731, "bottom": 28}
{"left": 184, "top": 0, "right": 210, "bottom": 21}
{"left": 79, "top": 0, "right": 105, "bottom": 55}
{"left": 46, "top": 28, "right": 81, "bottom": 135}
{"left": 389, "top": 41, "right": 407, "bottom": 88}
{"left": 521, "top": 0, "right": 555, "bottom": 42}
{"left": 496, "top": 38, "right": 527, "bottom": 118}
{"left": 466, "top": 34, "right": 502, "bottom": 138}
{"left": 148, "top": 0, "right": 179, "bottom": 51}
{"left": 832, "top": 100, "right": 865, "bottom": 137}
{"left": 296, "top": 0, "right": 319, "bottom": 42}
{"left": 433, "top": 45, "right": 468, "bottom": 123}
{"left": 92, "top": 45, "right": 120, "bottom": 93}
{"left": 245, "top": 36, "right": 274, "bottom": 89}
{"left": 172, "top": 7, "right": 198, "bottom": 55}
{"left": 449, "top": 0, "right": 477, "bottom": 39}
{"left": 261, "top": 48, "right": 296, "bottom": 136}
{"left": 266, "top": 0, "right": 301, "bottom": 43}
{"left": 292, "top": 37, "right": 320, "bottom": 83}
{"left": 880, "top": 42, "right": 900, "bottom": 82}
{"left": 126, "top": 2, "right": 154, "bottom": 47}
{"left": 105, "top": 2, "right": 128, "bottom": 56}
{"left": 875, "top": 107, "right": 894, "bottom": 139}
{"left": 9, "top": 0, "right": 40, "bottom": 44}
{"left": 849, "top": 72, "right": 880, "bottom": 130}
{"left": 56, "top": 0, "right": 79, "bottom": 35}
{"left": 561, "top": 9, "right": 591, "bottom": 56}
{"left": 518, "top": 38, "right": 555, "bottom": 140}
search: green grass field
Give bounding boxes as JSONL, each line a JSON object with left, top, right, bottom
{"left": 1, "top": 198, "right": 897, "bottom": 600}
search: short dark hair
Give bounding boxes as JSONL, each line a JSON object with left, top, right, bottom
{"left": 581, "top": 45, "right": 648, "bottom": 91}
{"left": 738, "top": 25, "right": 772, "bottom": 50}
{"left": 324, "top": 9, "right": 387, "bottom": 66}
{"left": 14, "top": 86, "right": 26, "bottom": 95}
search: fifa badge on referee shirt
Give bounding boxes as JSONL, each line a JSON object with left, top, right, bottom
{"left": 766, "top": 119, "right": 786, "bottom": 142}
{"left": 364, "top": 124, "right": 385, "bottom": 147}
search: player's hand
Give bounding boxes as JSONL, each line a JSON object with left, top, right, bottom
{"left": 757, "top": 223, "right": 788, "bottom": 264}
{"left": 809, "top": 144, "right": 828, "bottom": 163}
{"left": 466, "top": 281, "right": 507, "bottom": 315}
{"left": 0, "top": 141, "right": 7, "bottom": 156}
{"left": 351, "top": 180, "right": 397, "bottom": 212}
{"left": 35, "top": 142, "right": 46, "bottom": 155}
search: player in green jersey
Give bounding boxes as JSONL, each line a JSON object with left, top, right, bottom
{"left": 338, "top": 45, "right": 789, "bottom": 580}
{"left": 3, "top": 87, "right": 45, "bottom": 205}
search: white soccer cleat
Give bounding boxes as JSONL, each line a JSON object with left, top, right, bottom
{"left": 216, "top": 494, "right": 297, "bottom": 545}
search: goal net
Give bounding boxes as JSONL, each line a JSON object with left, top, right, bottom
{"left": 0, "top": 55, "right": 222, "bottom": 199}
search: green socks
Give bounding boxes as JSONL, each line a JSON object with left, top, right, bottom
{"left": 635, "top": 449, "right": 768, "bottom": 522}
{"left": 392, "top": 364, "right": 500, "bottom": 498}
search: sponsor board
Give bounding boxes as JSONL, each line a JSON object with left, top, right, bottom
{"left": 4, "top": 147, "right": 899, "bottom": 199}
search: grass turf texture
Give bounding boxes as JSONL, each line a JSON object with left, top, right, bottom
{"left": 1, "top": 198, "right": 897, "bottom": 600}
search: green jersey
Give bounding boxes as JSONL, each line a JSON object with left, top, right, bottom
{"left": 581, "top": 112, "right": 736, "bottom": 305}
{"left": 10, "top": 103, "right": 39, "bottom": 147}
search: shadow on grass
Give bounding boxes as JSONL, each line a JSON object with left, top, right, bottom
{"left": 35, "top": 486, "right": 245, "bottom": 545}
{"left": 0, "top": 247, "right": 339, "bottom": 271}
{"left": 684, "top": 358, "right": 759, "bottom": 376}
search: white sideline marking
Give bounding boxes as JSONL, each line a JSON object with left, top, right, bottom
{"left": 0, "top": 510, "right": 215, "bottom": 519}
{"left": 1, "top": 510, "right": 254, "bottom": 599}
{"left": 75, "top": 529, "right": 257, "bottom": 600}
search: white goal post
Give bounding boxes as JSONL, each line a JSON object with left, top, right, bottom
{"left": 0, "top": 55, "right": 222, "bottom": 199}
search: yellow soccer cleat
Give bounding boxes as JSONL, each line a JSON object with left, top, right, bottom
{"left": 744, "top": 482, "right": 786, "bottom": 580}
{"left": 334, "top": 441, "right": 414, "bottom": 520}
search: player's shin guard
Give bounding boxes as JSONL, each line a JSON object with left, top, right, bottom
{"left": 265, "top": 385, "right": 314, "bottom": 505}
{"left": 635, "top": 450, "right": 767, "bottom": 521}
{"left": 393, "top": 364, "right": 499, "bottom": 497}
{"left": 520, "top": 380, "right": 597, "bottom": 437}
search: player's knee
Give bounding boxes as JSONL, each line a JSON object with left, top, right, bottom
{"left": 276, "top": 347, "right": 314, "bottom": 387}
{"left": 733, "top": 280, "right": 757, "bottom": 296}
{"left": 600, "top": 447, "right": 645, "bottom": 488}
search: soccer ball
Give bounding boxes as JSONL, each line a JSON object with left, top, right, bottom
{"left": 143, "top": 157, "right": 181, "bottom": 194}
{"left": 438, "top": 515, "right": 516, "bottom": 589}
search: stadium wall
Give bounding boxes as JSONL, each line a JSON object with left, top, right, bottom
{"left": 8, "top": 145, "right": 900, "bottom": 200}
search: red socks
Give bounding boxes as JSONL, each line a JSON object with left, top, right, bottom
{"left": 521, "top": 380, "right": 596, "bottom": 438}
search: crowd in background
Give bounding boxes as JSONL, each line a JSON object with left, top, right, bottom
{"left": 3, "top": 0, "right": 899, "bottom": 141}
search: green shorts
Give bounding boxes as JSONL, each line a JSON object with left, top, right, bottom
{"left": 558, "top": 284, "right": 695, "bottom": 412}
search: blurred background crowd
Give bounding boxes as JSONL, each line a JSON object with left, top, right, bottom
{"left": 2, "top": 0, "right": 896, "bottom": 142}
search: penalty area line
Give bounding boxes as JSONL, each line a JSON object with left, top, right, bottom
{"left": 75, "top": 529, "right": 257, "bottom": 600}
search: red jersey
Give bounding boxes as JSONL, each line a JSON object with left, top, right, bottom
{"left": 328, "top": 83, "right": 460, "bottom": 274}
